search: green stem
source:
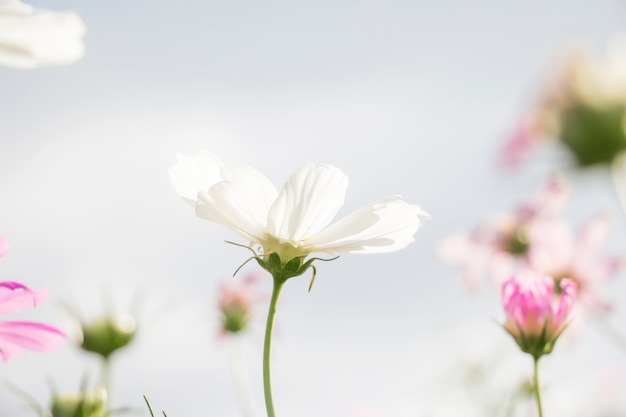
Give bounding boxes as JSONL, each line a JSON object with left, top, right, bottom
{"left": 263, "top": 276, "right": 285, "bottom": 417}
{"left": 533, "top": 356, "right": 544, "bottom": 417}
{"left": 611, "top": 155, "right": 626, "bottom": 221}
{"left": 102, "top": 357, "right": 112, "bottom": 397}
{"left": 228, "top": 335, "right": 255, "bottom": 417}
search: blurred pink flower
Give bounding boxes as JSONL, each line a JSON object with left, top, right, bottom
{"left": 527, "top": 214, "right": 624, "bottom": 311}
{"left": 0, "top": 281, "right": 66, "bottom": 361}
{"left": 502, "top": 273, "right": 576, "bottom": 357}
{"left": 499, "top": 113, "right": 549, "bottom": 169}
{"left": 218, "top": 271, "right": 267, "bottom": 336}
{"left": 501, "top": 38, "right": 626, "bottom": 169}
{"left": 439, "top": 174, "right": 568, "bottom": 290}
{"left": 0, "top": 237, "right": 9, "bottom": 257}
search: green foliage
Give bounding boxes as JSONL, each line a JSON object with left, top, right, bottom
{"left": 143, "top": 396, "right": 167, "bottom": 417}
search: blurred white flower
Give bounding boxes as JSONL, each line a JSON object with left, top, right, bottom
{"left": 0, "top": 0, "right": 85, "bottom": 69}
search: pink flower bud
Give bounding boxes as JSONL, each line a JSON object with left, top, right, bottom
{"left": 502, "top": 273, "right": 576, "bottom": 358}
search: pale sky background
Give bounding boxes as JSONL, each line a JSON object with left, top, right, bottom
{"left": 2, "top": 1, "right": 626, "bottom": 416}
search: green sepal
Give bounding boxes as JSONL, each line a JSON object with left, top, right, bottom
{"left": 226, "top": 240, "right": 339, "bottom": 286}
{"left": 503, "top": 319, "right": 568, "bottom": 360}
{"left": 559, "top": 103, "right": 626, "bottom": 167}
{"left": 80, "top": 317, "right": 136, "bottom": 360}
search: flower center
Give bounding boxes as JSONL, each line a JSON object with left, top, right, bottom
{"left": 502, "top": 228, "right": 530, "bottom": 256}
{"left": 261, "top": 234, "right": 313, "bottom": 265}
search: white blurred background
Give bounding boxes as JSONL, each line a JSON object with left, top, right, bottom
{"left": 1, "top": 1, "right": 626, "bottom": 416}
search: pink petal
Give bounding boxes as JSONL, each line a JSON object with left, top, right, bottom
{"left": 0, "top": 282, "right": 48, "bottom": 314}
{"left": 526, "top": 219, "right": 574, "bottom": 275}
{"left": 499, "top": 123, "right": 536, "bottom": 170}
{"left": 0, "top": 321, "right": 66, "bottom": 361}
{"left": 554, "top": 278, "right": 577, "bottom": 330}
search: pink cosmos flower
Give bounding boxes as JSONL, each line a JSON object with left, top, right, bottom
{"left": 0, "top": 239, "right": 65, "bottom": 361}
{"left": 439, "top": 174, "right": 568, "bottom": 290}
{"left": 526, "top": 214, "right": 624, "bottom": 311}
{"left": 502, "top": 273, "right": 577, "bottom": 357}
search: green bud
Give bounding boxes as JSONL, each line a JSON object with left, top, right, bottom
{"left": 559, "top": 103, "right": 626, "bottom": 167}
{"left": 221, "top": 302, "right": 250, "bottom": 334}
{"left": 80, "top": 315, "right": 136, "bottom": 359}
{"left": 504, "top": 321, "right": 565, "bottom": 361}
{"left": 49, "top": 386, "right": 107, "bottom": 417}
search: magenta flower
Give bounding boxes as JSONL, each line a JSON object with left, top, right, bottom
{"left": 439, "top": 174, "right": 568, "bottom": 290}
{"left": 502, "top": 273, "right": 577, "bottom": 358}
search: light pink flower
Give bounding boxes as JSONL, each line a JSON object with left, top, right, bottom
{"left": 499, "top": 112, "right": 549, "bottom": 169}
{"left": 439, "top": 174, "right": 568, "bottom": 290}
{"left": 217, "top": 271, "right": 267, "bottom": 336}
{"left": 502, "top": 273, "right": 576, "bottom": 357}
{"left": 527, "top": 214, "right": 623, "bottom": 311}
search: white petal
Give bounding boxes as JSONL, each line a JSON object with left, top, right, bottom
{"left": 0, "top": 4, "right": 85, "bottom": 69}
{"left": 267, "top": 163, "right": 348, "bottom": 243}
{"left": 305, "top": 196, "right": 430, "bottom": 254}
{"left": 196, "top": 165, "right": 278, "bottom": 243}
{"left": 169, "top": 151, "right": 224, "bottom": 207}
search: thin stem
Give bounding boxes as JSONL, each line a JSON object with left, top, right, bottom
{"left": 228, "top": 335, "right": 256, "bottom": 417}
{"left": 102, "top": 357, "right": 112, "bottom": 401}
{"left": 611, "top": 156, "right": 626, "bottom": 221}
{"left": 533, "top": 357, "right": 544, "bottom": 417}
{"left": 263, "top": 276, "right": 285, "bottom": 417}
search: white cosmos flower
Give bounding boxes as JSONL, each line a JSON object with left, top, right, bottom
{"left": 0, "top": 0, "right": 85, "bottom": 69}
{"left": 170, "top": 151, "right": 430, "bottom": 263}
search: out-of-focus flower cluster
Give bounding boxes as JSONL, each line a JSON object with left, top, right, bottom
{"left": 440, "top": 175, "right": 624, "bottom": 317}
{"left": 439, "top": 174, "right": 568, "bottom": 291}
{"left": 502, "top": 37, "right": 626, "bottom": 168}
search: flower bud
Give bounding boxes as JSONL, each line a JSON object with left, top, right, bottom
{"left": 218, "top": 272, "right": 267, "bottom": 335}
{"left": 502, "top": 273, "right": 576, "bottom": 359}
{"left": 559, "top": 103, "right": 626, "bottom": 167}
{"left": 49, "top": 386, "right": 107, "bottom": 417}
{"left": 79, "top": 314, "right": 136, "bottom": 359}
